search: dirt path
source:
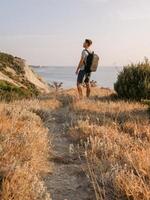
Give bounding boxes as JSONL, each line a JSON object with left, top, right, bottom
{"left": 43, "top": 104, "right": 94, "bottom": 200}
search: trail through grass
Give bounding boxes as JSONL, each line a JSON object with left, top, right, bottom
{"left": 1, "top": 87, "right": 149, "bottom": 200}
{"left": 43, "top": 97, "right": 95, "bottom": 200}
{"left": 44, "top": 87, "right": 149, "bottom": 200}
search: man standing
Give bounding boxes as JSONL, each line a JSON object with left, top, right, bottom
{"left": 76, "top": 39, "right": 93, "bottom": 99}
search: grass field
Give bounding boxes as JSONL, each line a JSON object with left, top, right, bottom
{"left": 0, "top": 87, "right": 149, "bottom": 200}
{"left": 0, "top": 96, "right": 61, "bottom": 200}
{"left": 62, "top": 88, "right": 150, "bottom": 200}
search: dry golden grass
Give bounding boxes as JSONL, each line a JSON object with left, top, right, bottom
{"left": 38, "top": 99, "right": 61, "bottom": 110}
{"left": 0, "top": 97, "right": 60, "bottom": 200}
{"left": 1, "top": 87, "right": 149, "bottom": 200}
{"left": 65, "top": 87, "right": 150, "bottom": 200}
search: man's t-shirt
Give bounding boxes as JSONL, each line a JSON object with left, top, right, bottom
{"left": 80, "top": 49, "right": 92, "bottom": 70}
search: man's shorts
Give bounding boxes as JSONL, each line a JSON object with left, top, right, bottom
{"left": 77, "top": 70, "right": 91, "bottom": 84}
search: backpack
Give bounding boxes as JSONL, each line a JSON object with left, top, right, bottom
{"left": 84, "top": 49, "right": 99, "bottom": 73}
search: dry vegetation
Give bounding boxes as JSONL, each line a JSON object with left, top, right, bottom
{"left": 63, "top": 87, "right": 150, "bottom": 200}
{"left": 0, "top": 97, "right": 61, "bottom": 200}
{"left": 0, "top": 87, "right": 149, "bottom": 200}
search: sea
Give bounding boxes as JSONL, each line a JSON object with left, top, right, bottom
{"left": 32, "top": 66, "right": 123, "bottom": 89}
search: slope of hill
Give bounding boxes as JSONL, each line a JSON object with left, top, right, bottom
{"left": 0, "top": 52, "right": 50, "bottom": 100}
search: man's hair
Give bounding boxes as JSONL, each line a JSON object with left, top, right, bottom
{"left": 85, "top": 39, "right": 92, "bottom": 46}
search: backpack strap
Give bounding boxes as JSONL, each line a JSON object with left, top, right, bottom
{"left": 84, "top": 49, "right": 90, "bottom": 54}
{"left": 84, "top": 49, "right": 94, "bottom": 55}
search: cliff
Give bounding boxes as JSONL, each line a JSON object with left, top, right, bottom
{"left": 0, "top": 52, "right": 50, "bottom": 100}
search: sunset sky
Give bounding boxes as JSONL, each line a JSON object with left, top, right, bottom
{"left": 0, "top": 0, "right": 150, "bottom": 66}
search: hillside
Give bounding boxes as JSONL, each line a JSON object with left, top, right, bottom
{"left": 0, "top": 52, "right": 50, "bottom": 100}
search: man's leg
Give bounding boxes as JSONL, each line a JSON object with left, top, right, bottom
{"left": 77, "top": 83, "right": 83, "bottom": 99}
{"left": 77, "top": 70, "right": 84, "bottom": 99}
{"left": 85, "top": 73, "right": 91, "bottom": 98}
{"left": 86, "top": 82, "right": 91, "bottom": 98}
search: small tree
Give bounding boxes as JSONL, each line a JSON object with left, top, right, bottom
{"left": 48, "top": 81, "right": 63, "bottom": 95}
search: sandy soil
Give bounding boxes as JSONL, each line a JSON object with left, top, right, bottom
{"left": 24, "top": 63, "right": 50, "bottom": 93}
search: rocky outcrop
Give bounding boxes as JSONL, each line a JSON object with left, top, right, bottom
{"left": 0, "top": 52, "right": 50, "bottom": 94}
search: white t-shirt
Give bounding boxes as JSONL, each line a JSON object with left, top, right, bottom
{"left": 80, "top": 49, "right": 92, "bottom": 70}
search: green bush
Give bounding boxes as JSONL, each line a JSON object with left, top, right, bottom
{"left": 0, "top": 80, "right": 39, "bottom": 102}
{"left": 114, "top": 58, "right": 150, "bottom": 100}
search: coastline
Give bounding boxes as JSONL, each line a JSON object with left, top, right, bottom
{"left": 32, "top": 66, "right": 123, "bottom": 89}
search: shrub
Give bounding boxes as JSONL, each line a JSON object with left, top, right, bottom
{"left": 114, "top": 58, "right": 150, "bottom": 100}
{"left": 0, "top": 80, "right": 39, "bottom": 101}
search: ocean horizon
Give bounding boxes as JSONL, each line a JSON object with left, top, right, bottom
{"left": 32, "top": 66, "right": 123, "bottom": 89}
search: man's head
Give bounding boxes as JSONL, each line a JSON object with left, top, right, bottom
{"left": 83, "top": 39, "right": 92, "bottom": 48}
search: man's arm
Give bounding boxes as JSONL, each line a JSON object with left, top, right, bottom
{"left": 76, "top": 57, "right": 84, "bottom": 75}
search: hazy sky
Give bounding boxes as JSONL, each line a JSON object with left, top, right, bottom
{"left": 0, "top": 0, "right": 150, "bottom": 66}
